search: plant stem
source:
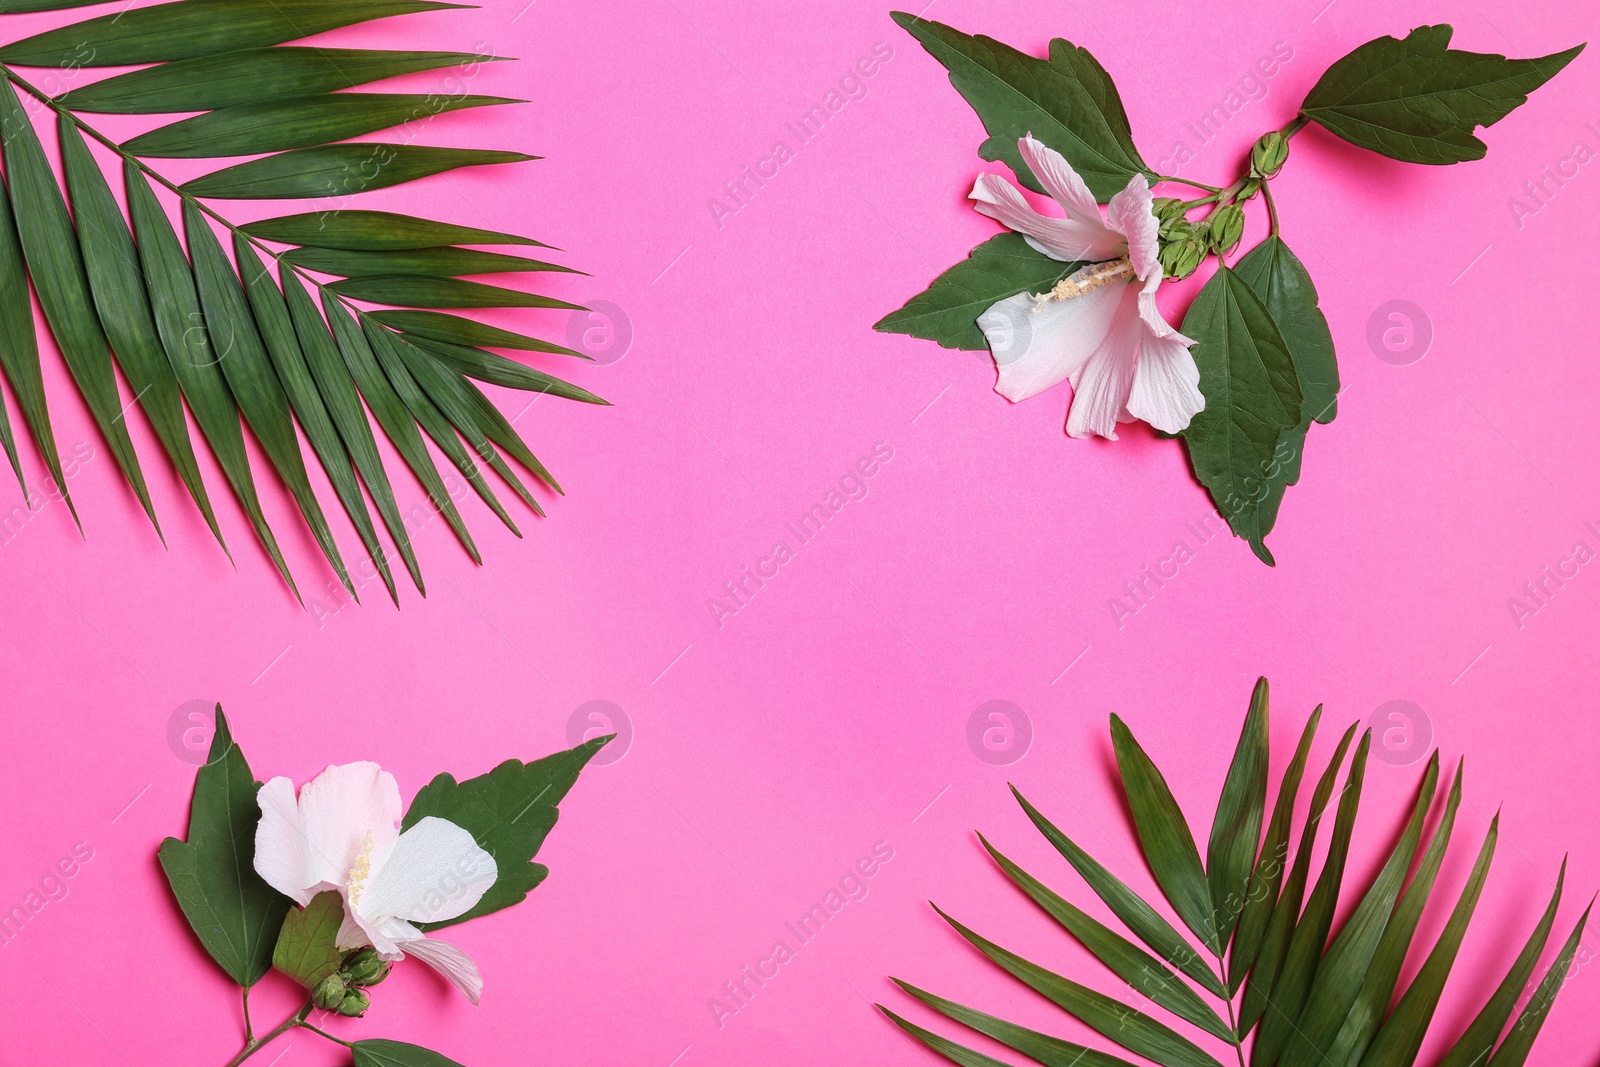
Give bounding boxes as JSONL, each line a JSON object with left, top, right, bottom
{"left": 299, "top": 1020, "right": 355, "bottom": 1048}
{"left": 222, "top": 1003, "right": 312, "bottom": 1067}
{"left": 1261, "top": 181, "right": 1280, "bottom": 238}
{"left": 241, "top": 987, "right": 253, "bottom": 1043}
{"left": 0, "top": 65, "right": 371, "bottom": 326}
{"left": 1281, "top": 113, "right": 1310, "bottom": 140}
{"left": 1155, "top": 174, "right": 1224, "bottom": 194}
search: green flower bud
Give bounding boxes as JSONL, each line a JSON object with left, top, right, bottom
{"left": 1151, "top": 197, "right": 1186, "bottom": 225}
{"left": 1159, "top": 215, "right": 1194, "bottom": 243}
{"left": 1159, "top": 237, "right": 1206, "bottom": 281}
{"left": 312, "top": 974, "right": 347, "bottom": 1011}
{"left": 341, "top": 947, "right": 392, "bottom": 987}
{"left": 1237, "top": 177, "right": 1262, "bottom": 202}
{"left": 336, "top": 989, "right": 371, "bottom": 1018}
{"left": 1206, "top": 204, "right": 1245, "bottom": 256}
{"left": 1250, "top": 131, "right": 1288, "bottom": 179}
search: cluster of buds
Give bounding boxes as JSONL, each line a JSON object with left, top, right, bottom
{"left": 310, "top": 947, "right": 393, "bottom": 1018}
{"left": 1155, "top": 129, "right": 1290, "bottom": 282}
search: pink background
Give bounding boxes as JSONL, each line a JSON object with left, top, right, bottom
{"left": 2, "top": 0, "right": 1599, "bottom": 1063}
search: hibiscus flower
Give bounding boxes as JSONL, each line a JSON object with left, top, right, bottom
{"left": 971, "top": 135, "right": 1205, "bottom": 439}
{"left": 254, "top": 761, "right": 498, "bottom": 1004}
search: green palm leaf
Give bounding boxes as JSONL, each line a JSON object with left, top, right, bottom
{"left": 883, "top": 681, "right": 1588, "bottom": 1067}
{"left": 0, "top": 0, "right": 596, "bottom": 602}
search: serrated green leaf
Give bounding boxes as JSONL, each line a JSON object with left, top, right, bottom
{"left": 1438, "top": 862, "right": 1566, "bottom": 1067}
{"left": 362, "top": 319, "right": 519, "bottom": 536}
{"left": 0, "top": 86, "right": 158, "bottom": 532}
{"left": 373, "top": 308, "right": 579, "bottom": 356}
{"left": 874, "top": 232, "right": 1079, "bottom": 350}
{"left": 936, "top": 906, "right": 1225, "bottom": 1067}
{"left": 411, "top": 337, "right": 604, "bottom": 402}
{"left": 126, "top": 93, "right": 517, "bottom": 158}
{"left": 123, "top": 162, "right": 297, "bottom": 597}
{"left": 1230, "top": 238, "right": 1338, "bottom": 565}
{"left": 245, "top": 210, "right": 549, "bottom": 250}
{"left": 59, "top": 116, "right": 225, "bottom": 550}
{"left": 1178, "top": 265, "right": 1302, "bottom": 559}
{"left": 280, "top": 267, "right": 423, "bottom": 595}
{"left": 1012, "top": 786, "right": 1224, "bottom": 997}
{"left": 1237, "top": 723, "right": 1358, "bottom": 1035}
{"left": 1228, "top": 706, "right": 1321, "bottom": 994}
{"left": 1207, "top": 677, "right": 1269, "bottom": 949}
{"left": 321, "top": 290, "right": 479, "bottom": 563}
{"left": 980, "top": 834, "right": 1235, "bottom": 1044}
{"left": 892, "top": 981, "right": 1140, "bottom": 1067}
{"left": 1486, "top": 901, "right": 1592, "bottom": 1066}
{"left": 0, "top": 0, "right": 466, "bottom": 67}
{"left": 184, "top": 202, "right": 355, "bottom": 601}
{"left": 352, "top": 1039, "right": 467, "bottom": 1067}
{"left": 234, "top": 237, "right": 396, "bottom": 604}
{"left": 332, "top": 275, "right": 581, "bottom": 311}
{"left": 58, "top": 47, "right": 503, "bottom": 114}
{"left": 1252, "top": 731, "right": 1372, "bottom": 1067}
{"left": 1276, "top": 753, "right": 1439, "bottom": 1067}
{"left": 287, "top": 245, "right": 577, "bottom": 279}
{"left": 158, "top": 706, "right": 292, "bottom": 987}
{"left": 184, "top": 145, "right": 535, "bottom": 200}
{"left": 1301, "top": 27, "right": 1584, "bottom": 164}
{"left": 1322, "top": 762, "right": 1464, "bottom": 1066}
{"left": 401, "top": 735, "right": 609, "bottom": 928}
{"left": 890, "top": 12, "right": 1149, "bottom": 200}
{"left": 1110, "top": 713, "right": 1218, "bottom": 954}
{"left": 1358, "top": 810, "right": 1496, "bottom": 1067}
{"left": 271, "top": 890, "right": 344, "bottom": 989}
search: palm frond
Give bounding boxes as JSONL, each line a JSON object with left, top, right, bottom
{"left": 883, "top": 679, "right": 1590, "bottom": 1067}
{"left": 0, "top": 0, "right": 600, "bottom": 602}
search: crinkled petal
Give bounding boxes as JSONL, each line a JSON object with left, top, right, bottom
{"left": 400, "top": 934, "right": 486, "bottom": 1005}
{"left": 1066, "top": 286, "right": 1143, "bottom": 440}
{"left": 1136, "top": 268, "right": 1192, "bottom": 343}
{"left": 1106, "top": 173, "right": 1159, "bottom": 281}
{"left": 1127, "top": 326, "right": 1204, "bottom": 434}
{"left": 970, "top": 173, "right": 1124, "bottom": 262}
{"left": 254, "top": 777, "right": 314, "bottom": 906}
{"left": 360, "top": 816, "right": 498, "bottom": 926}
{"left": 1018, "top": 135, "right": 1105, "bottom": 225}
{"left": 979, "top": 279, "right": 1126, "bottom": 402}
{"left": 295, "top": 762, "right": 402, "bottom": 892}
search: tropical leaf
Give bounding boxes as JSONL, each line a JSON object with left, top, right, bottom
{"left": 883, "top": 680, "right": 1589, "bottom": 1067}
{"left": 0, "top": 0, "right": 598, "bottom": 603}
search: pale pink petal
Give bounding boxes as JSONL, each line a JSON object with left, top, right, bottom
{"left": 1106, "top": 174, "right": 1159, "bottom": 281}
{"left": 400, "top": 934, "right": 486, "bottom": 1005}
{"left": 1127, "top": 328, "right": 1205, "bottom": 434}
{"left": 1017, "top": 135, "right": 1106, "bottom": 225}
{"left": 360, "top": 816, "right": 497, "bottom": 926}
{"left": 254, "top": 777, "right": 314, "bottom": 906}
{"left": 1136, "top": 270, "right": 1193, "bottom": 343}
{"left": 1066, "top": 286, "right": 1143, "bottom": 440}
{"left": 979, "top": 279, "right": 1126, "bottom": 402}
{"left": 295, "top": 762, "right": 402, "bottom": 892}
{"left": 970, "top": 173, "right": 1124, "bottom": 262}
